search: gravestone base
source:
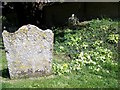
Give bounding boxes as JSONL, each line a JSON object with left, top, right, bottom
{"left": 10, "top": 70, "right": 52, "bottom": 79}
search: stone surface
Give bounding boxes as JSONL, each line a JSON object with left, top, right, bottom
{"left": 2, "top": 24, "right": 54, "bottom": 79}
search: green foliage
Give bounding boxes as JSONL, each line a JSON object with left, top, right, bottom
{"left": 1, "top": 18, "right": 119, "bottom": 88}
{"left": 53, "top": 18, "right": 119, "bottom": 76}
{"left": 52, "top": 62, "right": 70, "bottom": 75}
{"left": 107, "top": 34, "right": 119, "bottom": 44}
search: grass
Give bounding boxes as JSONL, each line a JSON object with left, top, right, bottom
{"left": 1, "top": 18, "right": 119, "bottom": 88}
{"left": 2, "top": 71, "right": 118, "bottom": 88}
{"left": 0, "top": 37, "right": 118, "bottom": 88}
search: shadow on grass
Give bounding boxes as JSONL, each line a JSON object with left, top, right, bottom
{"left": 0, "top": 68, "right": 10, "bottom": 78}
{"left": 0, "top": 44, "right": 5, "bottom": 50}
{"left": 0, "top": 39, "right": 5, "bottom": 50}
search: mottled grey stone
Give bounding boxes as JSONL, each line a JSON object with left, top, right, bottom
{"left": 2, "top": 24, "right": 54, "bottom": 79}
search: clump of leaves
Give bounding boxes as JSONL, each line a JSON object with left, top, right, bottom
{"left": 53, "top": 18, "right": 119, "bottom": 77}
{"left": 52, "top": 62, "right": 70, "bottom": 75}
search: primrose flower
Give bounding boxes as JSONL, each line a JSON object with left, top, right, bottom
{"left": 63, "top": 63, "right": 68, "bottom": 68}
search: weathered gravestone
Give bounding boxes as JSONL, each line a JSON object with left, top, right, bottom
{"left": 2, "top": 24, "right": 54, "bottom": 79}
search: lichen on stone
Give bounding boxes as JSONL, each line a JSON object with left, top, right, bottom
{"left": 2, "top": 24, "right": 54, "bottom": 79}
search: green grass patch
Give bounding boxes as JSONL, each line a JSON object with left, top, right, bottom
{"left": 0, "top": 18, "right": 119, "bottom": 88}
{"left": 1, "top": 70, "right": 118, "bottom": 88}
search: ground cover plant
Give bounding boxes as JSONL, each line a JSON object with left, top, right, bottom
{"left": 53, "top": 18, "right": 119, "bottom": 76}
{"left": 0, "top": 18, "right": 119, "bottom": 88}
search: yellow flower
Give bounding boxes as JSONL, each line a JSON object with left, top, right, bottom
{"left": 100, "top": 25, "right": 109, "bottom": 30}
{"left": 63, "top": 63, "right": 68, "bottom": 68}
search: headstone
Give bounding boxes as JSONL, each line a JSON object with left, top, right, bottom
{"left": 2, "top": 24, "right": 54, "bottom": 79}
{"left": 68, "top": 14, "right": 79, "bottom": 29}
